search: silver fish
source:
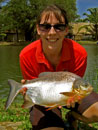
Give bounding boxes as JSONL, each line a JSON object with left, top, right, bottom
{"left": 5, "top": 72, "right": 93, "bottom": 110}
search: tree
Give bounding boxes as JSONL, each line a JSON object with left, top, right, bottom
{"left": 0, "top": 0, "right": 36, "bottom": 41}
{"left": 0, "top": 0, "right": 78, "bottom": 41}
{"left": 78, "top": 8, "right": 98, "bottom": 40}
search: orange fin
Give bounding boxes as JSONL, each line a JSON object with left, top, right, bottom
{"left": 46, "top": 105, "right": 59, "bottom": 111}
{"left": 60, "top": 92, "right": 75, "bottom": 96}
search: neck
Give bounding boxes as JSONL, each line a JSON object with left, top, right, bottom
{"left": 42, "top": 42, "right": 62, "bottom": 57}
{"left": 42, "top": 44, "right": 62, "bottom": 70}
{"left": 43, "top": 45, "right": 62, "bottom": 58}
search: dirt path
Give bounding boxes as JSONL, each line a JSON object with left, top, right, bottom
{"left": 0, "top": 122, "right": 22, "bottom": 130}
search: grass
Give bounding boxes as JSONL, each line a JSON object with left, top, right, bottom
{"left": 0, "top": 99, "right": 98, "bottom": 130}
{"left": 0, "top": 99, "right": 32, "bottom": 130}
{"left": 77, "top": 40, "right": 98, "bottom": 45}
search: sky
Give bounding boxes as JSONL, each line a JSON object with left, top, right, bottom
{"left": 76, "top": 0, "right": 98, "bottom": 18}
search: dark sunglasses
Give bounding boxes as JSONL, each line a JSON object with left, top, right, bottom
{"left": 39, "top": 23, "right": 67, "bottom": 32}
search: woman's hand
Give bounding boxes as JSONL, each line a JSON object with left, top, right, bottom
{"left": 66, "top": 100, "right": 75, "bottom": 108}
{"left": 58, "top": 99, "right": 76, "bottom": 109}
{"left": 58, "top": 101, "right": 75, "bottom": 109}
{"left": 21, "top": 79, "right": 26, "bottom": 84}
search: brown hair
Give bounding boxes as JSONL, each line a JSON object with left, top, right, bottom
{"left": 36, "top": 4, "right": 68, "bottom": 25}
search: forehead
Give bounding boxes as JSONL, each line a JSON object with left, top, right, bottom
{"left": 40, "top": 12, "right": 65, "bottom": 24}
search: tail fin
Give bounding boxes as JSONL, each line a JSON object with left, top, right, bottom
{"left": 5, "top": 79, "right": 22, "bottom": 110}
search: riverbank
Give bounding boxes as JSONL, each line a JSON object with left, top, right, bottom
{"left": 77, "top": 40, "right": 98, "bottom": 45}
{"left": 0, "top": 40, "right": 98, "bottom": 46}
{"left": 0, "top": 41, "right": 30, "bottom": 46}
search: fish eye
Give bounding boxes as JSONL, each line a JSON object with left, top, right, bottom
{"left": 84, "top": 81, "right": 90, "bottom": 87}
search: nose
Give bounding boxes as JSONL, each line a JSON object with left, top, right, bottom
{"left": 48, "top": 26, "right": 56, "bottom": 35}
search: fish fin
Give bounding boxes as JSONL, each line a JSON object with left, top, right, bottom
{"left": 22, "top": 94, "right": 34, "bottom": 108}
{"left": 22, "top": 102, "right": 34, "bottom": 108}
{"left": 5, "top": 79, "right": 22, "bottom": 110}
{"left": 38, "top": 72, "right": 53, "bottom": 77}
{"left": 60, "top": 92, "right": 75, "bottom": 96}
{"left": 46, "top": 105, "right": 59, "bottom": 111}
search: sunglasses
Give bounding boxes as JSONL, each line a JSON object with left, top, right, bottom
{"left": 39, "top": 23, "right": 67, "bottom": 32}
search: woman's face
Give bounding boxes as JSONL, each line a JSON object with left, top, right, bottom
{"left": 37, "top": 12, "right": 68, "bottom": 51}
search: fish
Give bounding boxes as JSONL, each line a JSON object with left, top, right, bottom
{"left": 5, "top": 71, "right": 93, "bottom": 110}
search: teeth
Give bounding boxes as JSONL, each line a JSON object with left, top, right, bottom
{"left": 48, "top": 40, "right": 57, "bottom": 42}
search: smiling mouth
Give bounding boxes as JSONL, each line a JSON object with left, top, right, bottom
{"left": 46, "top": 38, "right": 58, "bottom": 43}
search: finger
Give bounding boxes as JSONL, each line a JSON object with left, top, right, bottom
{"left": 66, "top": 102, "right": 70, "bottom": 108}
{"left": 71, "top": 102, "right": 75, "bottom": 108}
{"left": 58, "top": 106, "right": 62, "bottom": 109}
{"left": 78, "top": 100, "right": 82, "bottom": 104}
{"left": 67, "top": 100, "right": 75, "bottom": 108}
{"left": 21, "top": 79, "right": 26, "bottom": 84}
{"left": 44, "top": 106, "right": 49, "bottom": 108}
{"left": 71, "top": 100, "right": 75, "bottom": 108}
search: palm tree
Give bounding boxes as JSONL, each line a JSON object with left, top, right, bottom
{"left": 78, "top": 8, "right": 98, "bottom": 40}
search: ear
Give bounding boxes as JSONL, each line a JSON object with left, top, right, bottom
{"left": 65, "top": 26, "right": 69, "bottom": 35}
{"left": 36, "top": 24, "right": 41, "bottom": 35}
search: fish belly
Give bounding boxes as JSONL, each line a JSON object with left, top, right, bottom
{"left": 26, "top": 81, "right": 73, "bottom": 107}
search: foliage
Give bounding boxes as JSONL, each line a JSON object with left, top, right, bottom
{"left": 78, "top": 8, "right": 98, "bottom": 41}
{"left": 0, "top": 0, "right": 78, "bottom": 41}
{"left": 0, "top": 33, "right": 6, "bottom": 41}
{"left": 0, "top": 0, "right": 8, "bottom": 4}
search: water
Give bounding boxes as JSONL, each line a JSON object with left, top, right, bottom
{"left": 83, "top": 44, "right": 98, "bottom": 91}
{"left": 0, "top": 44, "right": 98, "bottom": 99}
{"left": 0, "top": 45, "right": 24, "bottom": 99}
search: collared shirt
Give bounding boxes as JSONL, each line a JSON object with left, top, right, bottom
{"left": 19, "top": 38, "right": 87, "bottom": 79}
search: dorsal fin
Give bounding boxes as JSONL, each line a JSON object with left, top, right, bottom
{"left": 38, "top": 72, "right": 53, "bottom": 77}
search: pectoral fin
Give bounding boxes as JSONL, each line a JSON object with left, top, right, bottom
{"left": 60, "top": 92, "right": 75, "bottom": 96}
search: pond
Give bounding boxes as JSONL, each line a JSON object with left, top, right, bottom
{"left": 0, "top": 45, "right": 24, "bottom": 99}
{"left": 0, "top": 44, "right": 98, "bottom": 100}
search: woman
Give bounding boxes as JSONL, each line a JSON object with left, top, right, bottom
{"left": 20, "top": 4, "right": 87, "bottom": 130}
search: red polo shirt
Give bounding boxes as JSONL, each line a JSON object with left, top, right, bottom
{"left": 19, "top": 38, "right": 87, "bottom": 80}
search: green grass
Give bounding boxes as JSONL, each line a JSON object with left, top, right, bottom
{"left": 0, "top": 99, "right": 98, "bottom": 130}
{"left": 0, "top": 99, "right": 32, "bottom": 130}
{"left": 77, "top": 40, "right": 98, "bottom": 45}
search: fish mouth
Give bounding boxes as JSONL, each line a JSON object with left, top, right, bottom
{"left": 80, "top": 86, "right": 93, "bottom": 96}
{"left": 87, "top": 86, "right": 93, "bottom": 93}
